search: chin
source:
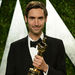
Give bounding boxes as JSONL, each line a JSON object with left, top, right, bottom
{"left": 33, "top": 31, "right": 41, "bottom": 35}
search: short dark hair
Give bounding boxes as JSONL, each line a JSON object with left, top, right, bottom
{"left": 25, "top": 1, "right": 48, "bottom": 18}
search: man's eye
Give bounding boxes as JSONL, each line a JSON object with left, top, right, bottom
{"left": 38, "top": 17, "right": 43, "bottom": 20}
{"left": 29, "top": 17, "right": 35, "bottom": 20}
{"left": 31, "top": 18, "right": 34, "bottom": 19}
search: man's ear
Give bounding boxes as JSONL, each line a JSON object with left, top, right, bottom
{"left": 25, "top": 16, "right": 27, "bottom": 23}
{"left": 45, "top": 16, "right": 47, "bottom": 22}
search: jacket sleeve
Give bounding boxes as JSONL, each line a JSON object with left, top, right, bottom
{"left": 47, "top": 40, "right": 66, "bottom": 75}
{"left": 5, "top": 43, "right": 16, "bottom": 75}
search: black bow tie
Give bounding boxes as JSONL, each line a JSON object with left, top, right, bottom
{"left": 30, "top": 38, "right": 42, "bottom": 48}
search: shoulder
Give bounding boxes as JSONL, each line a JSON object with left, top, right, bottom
{"left": 10, "top": 36, "right": 28, "bottom": 46}
{"left": 45, "top": 35, "right": 64, "bottom": 47}
{"left": 45, "top": 35, "right": 63, "bottom": 43}
{"left": 45, "top": 35, "right": 65, "bottom": 53}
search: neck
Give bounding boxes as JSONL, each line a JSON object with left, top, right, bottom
{"left": 29, "top": 32, "right": 42, "bottom": 41}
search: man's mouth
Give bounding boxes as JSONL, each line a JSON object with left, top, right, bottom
{"left": 33, "top": 26, "right": 41, "bottom": 30}
{"left": 33, "top": 27, "right": 40, "bottom": 30}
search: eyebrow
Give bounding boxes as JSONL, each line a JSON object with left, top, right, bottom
{"left": 29, "top": 16, "right": 35, "bottom": 19}
{"left": 38, "top": 16, "right": 44, "bottom": 19}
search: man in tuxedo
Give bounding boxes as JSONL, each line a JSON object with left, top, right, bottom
{"left": 6, "top": 1, "right": 66, "bottom": 75}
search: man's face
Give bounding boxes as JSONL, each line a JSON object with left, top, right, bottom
{"left": 25, "top": 8, "right": 47, "bottom": 35}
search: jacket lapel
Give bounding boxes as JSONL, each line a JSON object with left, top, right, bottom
{"left": 23, "top": 36, "right": 33, "bottom": 73}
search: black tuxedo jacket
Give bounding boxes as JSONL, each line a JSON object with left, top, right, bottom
{"left": 6, "top": 36, "right": 66, "bottom": 75}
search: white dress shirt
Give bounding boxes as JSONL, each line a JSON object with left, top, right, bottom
{"left": 28, "top": 33, "right": 48, "bottom": 75}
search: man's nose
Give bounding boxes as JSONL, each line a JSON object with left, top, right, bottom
{"left": 35, "top": 19, "right": 39, "bottom": 25}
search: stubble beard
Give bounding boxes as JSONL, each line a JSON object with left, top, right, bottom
{"left": 28, "top": 24, "right": 44, "bottom": 37}
{"left": 31, "top": 29, "right": 42, "bottom": 36}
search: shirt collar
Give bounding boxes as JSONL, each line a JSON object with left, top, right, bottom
{"left": 28, "top": 32, "right": 44, "bottom": 42}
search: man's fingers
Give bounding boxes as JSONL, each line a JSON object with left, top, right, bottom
{"left": 33, "top": 55, "right": 43, "bottom": 68}
{"left": 35, "top": 55, "right": 43, "bottom": 62}
{"left": 34, "top": 57, "right": 42, "bottom": 63}
{"left": 33, "top": 55, "right": 48, "bottom": 72}
{"left": 35, "top": 55, "right": 42, "bottom": 59}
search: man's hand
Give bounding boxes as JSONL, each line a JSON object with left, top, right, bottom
{"left": 33, "top": 55, "right": 48, "bottom": 72}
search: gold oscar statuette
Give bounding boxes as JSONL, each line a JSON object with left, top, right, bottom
{"left": 28, "top": 37, "right": 47, "bottom": 75}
